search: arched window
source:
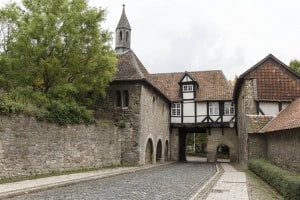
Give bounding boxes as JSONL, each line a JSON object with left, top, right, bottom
{"left": 126, "top": 31, "right": 129, "bottom": 41}
{"left": 115, "top": 91, "right": 121, "bottom": 107}
{"left": 122, "top": 90, "right": 129, "bottom": 108}
{"left": 119, "top": 31, "right": 123, "bottom": 41}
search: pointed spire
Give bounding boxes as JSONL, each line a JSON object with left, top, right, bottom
{"left": 116, "top": 4, "right": 131, "bottom": 30}
{"left": 115, "top": 5, "right": 131, "bottom": 54}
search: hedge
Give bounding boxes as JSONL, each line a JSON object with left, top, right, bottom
{"left": 248, "top": 158, "right": 300, "bottom": 200}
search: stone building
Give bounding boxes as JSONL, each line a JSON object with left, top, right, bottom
{"left": 97, "top": 6, "right": 239, "bottom": 165}
{"left": 233, "top": 54, "right": 300, "bottom": 169}
{"left": 99, "top": 6, "right": 300, "bottom": 169}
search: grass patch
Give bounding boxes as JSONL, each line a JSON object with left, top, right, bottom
{"left": 248, "top": 158, "right": 300, "bottom": 200}
{"left": 0, "top": 164, "right": 126, "bottom": 184}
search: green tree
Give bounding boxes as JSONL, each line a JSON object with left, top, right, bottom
{"left": 0, "top": 0, "right": 116, "bottom": 106}
{"left": 290, "top": 59, "right": 300, "bottom": 74}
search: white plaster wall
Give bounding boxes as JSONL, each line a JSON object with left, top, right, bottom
{"left": 171, "top": 117, "right": 181, "bottom": 123}
{"left": 183, "top": 92, "right": 194, "bottom": 99}
{"left": 197, "top": 102, "right": 207, "bottom": 116}
{"left": 260, "top": 102, "right": 279, "bottom": 116}
{"left": 183, "top": 101, "right": 195, "bottom": 116}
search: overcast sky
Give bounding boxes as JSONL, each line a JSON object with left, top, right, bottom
{"left": 1, "top": 0, "right": 300, "bottom": 80}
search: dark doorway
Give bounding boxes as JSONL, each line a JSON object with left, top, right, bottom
{"left": 165, "top": 140, "right": 169, "bottom": 161}
{"left": 216, "top": 144, "right": 230, "bottom": 162}
{"left": 145, "top": 139, "right": 153, "bottom": 164}
{"left": 156, "top": 140, "right": 162, "bottom": 162}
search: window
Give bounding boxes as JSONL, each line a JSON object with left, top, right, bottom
{"left": 209, "top": 102, "right": 219, "bottom": 115}
{"left": 122, "top": 90, "right": 129, "bottom": 108}
{"left": 126, "top": 31, "right": 129, "bottom": 41}
{"left": 115, "top": 91, "right": 121, "bottom": 107}
{"left": 224, "top": 102, "right": 235, "bottom": 115}
{"left": 115, "top": 90, "right": 128, "bottom": 108}
{"left": 171, "top": 103, "right": 181, "bottom": 116}
{"left": 119, "top": 31, "right": 123, "bottom": 41}
{"left": 182, "top": 84, "right": 193, "bottom": 92}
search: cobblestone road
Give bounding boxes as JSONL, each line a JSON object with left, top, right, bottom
{"left": 9, "top": 162, "right": 215, "bottom": 200}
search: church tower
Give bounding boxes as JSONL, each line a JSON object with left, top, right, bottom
{"left": 115, "top": 5, "right": 131, "bottom": 54}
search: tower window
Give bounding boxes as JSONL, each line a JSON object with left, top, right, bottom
{"left": 115, "top": 91, "right": 121, "bottom": 107}
{"left": 122, "top": 90, "right": 129, "bottom": 108}
{"left": 126, "top": 31, "right": 129, "bottom": 41}
{"left": 119, "top": 31, "right": 123, "bottom": 41}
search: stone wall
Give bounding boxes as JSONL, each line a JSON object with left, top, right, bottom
{"left": 248, "top": 134, "right": 267, "bottom": 158}
{"left": 237, "top": 79, "right": 257, "bottom": 165}
{"left": 267, "top": 129, "right": 300, "bottom": 172}
{"left": 170, "top": 128, "right": 179, "bottom": 161}
{"left": 207, "top": 128, "right": 238, "bottom": 162}
{"left": 96, "top": 82, "right": 142, "bottom": 165}
{"left": 139, "top": 85, "right": 170, "bottom": 165}
{"left": 0, "top": 116, "right": 121, "bottom": 178}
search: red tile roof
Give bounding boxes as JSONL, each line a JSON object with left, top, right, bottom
{"left": 234, "top": 54, "right": 300, "bottom": 101}
{"left": 260, "top": 99, "right": 300, "bottom": 133}
{"left": 149, "top": 71, "right": 233, "bottom": 101}
{"left": 114, "top": 50, "right": 233, "bottom": 102}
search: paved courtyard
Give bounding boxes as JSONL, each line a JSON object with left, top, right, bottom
{"left": 8, "top": 162, "right": 215, "bottom": 200}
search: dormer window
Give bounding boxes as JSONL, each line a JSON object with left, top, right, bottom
{"left": 183, "top": 84, "right": 193, "bottom": 92}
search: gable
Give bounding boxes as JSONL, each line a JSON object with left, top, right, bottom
{"left": 245, "top": 58, "right": 300, "bottom": 101}
{"left": 180, "top": 74, "right": 195, "bottom": 83}
{"left": 234, "top": 54, "right": 300, "bottom": 101}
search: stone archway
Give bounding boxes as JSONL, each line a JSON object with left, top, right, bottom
{"left": 216, "top": 144, "right": 230, "bottom": 162}
{"left": 165, "top": 140, "right": 169, "bottom": 161}
{"left": 145, "top": 138, "right": 154, "bottom": 164}
{"left": 156, "top": 139, "right": 162, "bottom": 162}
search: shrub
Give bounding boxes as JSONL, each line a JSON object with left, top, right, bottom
{"left": 248, "top": 158, "right": 300, "bottom": 200}
{"left": 37, "top": 101, "right": 95, "bottom": 125}
{"left": 0, "top": 92, "right": 24, "bottom": 115}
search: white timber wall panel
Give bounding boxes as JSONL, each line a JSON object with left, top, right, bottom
{"left": 183, "top": 117, "right": 195, "bottom": 123}
{"left": 182, "top": 76, "right": 192, "bottom": 82}
{"left": 171, "top": 117, "right": 181, "bottom": 123}
{"left": 260, "top": 102, "right": 279, "bottom": 116}
{"left": 196, "top": 102, "right": 207, "bottom": 116}
{"left": 183, "top": 101, "right": 195, "bottom": 123}
{"left": 197, "top": 116, "right": 206, "bottom": 123}
{"left": 223, "top": 115, "right": 234, "bottom": 122}
{"left": 210, "top": 116, "right": 219, "bottom": 121}
{"left": 183, "top": 92, "right": 194, "bottom": 99}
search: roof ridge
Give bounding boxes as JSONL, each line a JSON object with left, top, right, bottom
{"left": 151, "top": 70, "right": 223, "bottom": 76}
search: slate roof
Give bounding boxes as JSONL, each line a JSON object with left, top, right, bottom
{"left": 233, "top": 54, "right": 300, "bottom": 101}
{"left": 246, "top": 115, "right": 273, "bottom": 134}
{"left": 260, "top": 99, "right": 300, "bottom": 133}
{"left": 114, "top": 50, "right": 149, "bottom": 81}
{"left": 116, "top": 5, "right": 131, "bottom": 30}
{"left": 149, "top": 71, "right": 233, "bottom": 101}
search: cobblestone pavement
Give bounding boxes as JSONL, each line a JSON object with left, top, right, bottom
{"left": 9, "top": 162, "right": 216, "bottom": 200}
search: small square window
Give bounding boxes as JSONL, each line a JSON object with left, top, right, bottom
{"left": 182, "top": 84, "right": 193, "bottom": 92}
{"left": 171, "top": 103, "right": 181, "bottom": 116}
